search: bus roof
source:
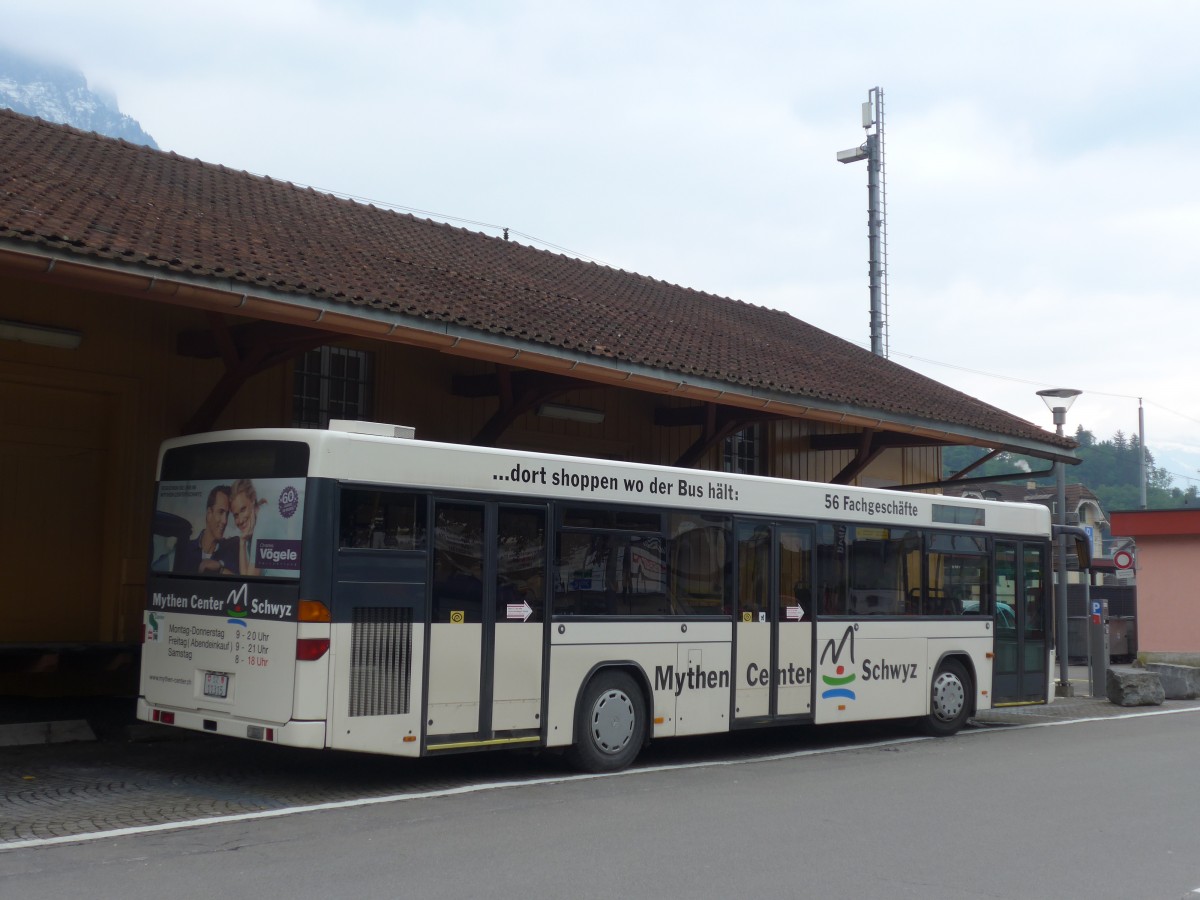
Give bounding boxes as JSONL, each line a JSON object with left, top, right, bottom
{"left": 159, "top": 425, "right": 1052, "bottom": 536}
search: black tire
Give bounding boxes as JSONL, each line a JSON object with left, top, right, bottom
{"left": 921, "top": 658, "right": 972, "bottom": 736}
{"left": 566, "top": 671, "right": 646, "bottom": 772}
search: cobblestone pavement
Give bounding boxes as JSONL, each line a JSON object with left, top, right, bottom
{"left": 4, "top": 693, "right": 1199, "bottom": 848}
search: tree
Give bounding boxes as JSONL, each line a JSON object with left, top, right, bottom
{"left": 1068, "top": 428, "right": 1183, "bottom": 511}
{"left": 942, "top": 426, "right": 1190, "bottom": 510}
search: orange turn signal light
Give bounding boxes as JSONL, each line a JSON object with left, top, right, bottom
{"left": 298, "top": 600, "right": 331, "bottom": 623}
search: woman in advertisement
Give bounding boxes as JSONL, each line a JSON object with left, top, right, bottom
{"left": 231, "top": 478, "right": 267, "bottom": 577}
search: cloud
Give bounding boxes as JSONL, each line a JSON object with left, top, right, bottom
{"left": 4, "top": 0, "right": 1199, "bottom": 475}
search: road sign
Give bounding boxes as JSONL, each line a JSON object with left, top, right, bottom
{"left": 1113, "top": 549, "right": 1134, "bottom": 570}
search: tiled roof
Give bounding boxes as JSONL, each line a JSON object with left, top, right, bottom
{"left": 0, "top": 109, "right": 1070, "bottom": 450}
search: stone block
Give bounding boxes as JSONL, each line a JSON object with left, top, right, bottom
{"left": 1105, "top": 667, "right": 1165, "bottom": 707}
{"left": 1145, "top": 663, "right": 1200, "bottom": 700}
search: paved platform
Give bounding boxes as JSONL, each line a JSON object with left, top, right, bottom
{"left": 974, "top": 693, "right": 1200, "bottom": 726}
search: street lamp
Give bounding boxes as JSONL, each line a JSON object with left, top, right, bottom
{"left": 836, "top": 86, "right": 886, "bottom": 357}
{"left": 1037, "top": 387, "right": 1082, "bottom": 697}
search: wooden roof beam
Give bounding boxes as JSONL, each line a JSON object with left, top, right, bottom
{"left": 673, "top": 404, "right": 761, "bottom": 468}
{"left": 180, "top": 314, "right": 328, "bottom": 434}
{"left": 468, "top": 367, "right": 596, "bottom": 446}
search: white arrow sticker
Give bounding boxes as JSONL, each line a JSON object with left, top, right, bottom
{"left": 506, "top": 600, "right": 534, "bottom": 622}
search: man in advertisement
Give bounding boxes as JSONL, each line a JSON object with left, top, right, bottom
{"left": 173, "top": 484, "right": 240, "bottom": 575}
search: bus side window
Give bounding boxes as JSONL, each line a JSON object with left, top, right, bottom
{"left": 817, "top": 523, "right": 848, "bottom": 615}
{"left": 668, "top": 514, "right": 731, "bottom": 617}
{"left": 340, "top": 489, "right": 427, "bottom": 550}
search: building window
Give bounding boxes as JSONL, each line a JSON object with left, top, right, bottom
{"left": 293, "top": 346, "right": 373, "bottom": 428}
{"left": 722, "top": 425, "right": 763, "bottom": 475}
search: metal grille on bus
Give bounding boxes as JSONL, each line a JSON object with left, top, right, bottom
{"left": 349, "top": 607, "right": 413, "bottom": 717}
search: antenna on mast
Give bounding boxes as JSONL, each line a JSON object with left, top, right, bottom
{"left": 837, "top": 87, "right": 889, "bottom": 357}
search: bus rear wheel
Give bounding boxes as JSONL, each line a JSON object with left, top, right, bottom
{"left": 921, "top": 658, "right": 971, "bottom": 736}
{"left": 567, "top": 671, "right": 646, "bottom": 772}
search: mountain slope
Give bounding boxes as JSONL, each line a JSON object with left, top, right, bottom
{"left": 0, "top": 46, "right": 157, "bottom": 148}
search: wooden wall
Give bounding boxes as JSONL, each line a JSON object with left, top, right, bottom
{"left": 0, "top": 270, "right": 940, "bottom": 652}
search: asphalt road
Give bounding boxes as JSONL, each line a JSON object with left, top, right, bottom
{"left": 3, "top": 707, "right": 1199, "bottom": 900}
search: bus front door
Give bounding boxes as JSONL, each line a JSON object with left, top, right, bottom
{"left": 733, "top": 521, "right": 814, "bottom": 724}
{"left": 426, "top": 501, "right": 546, "bottom": 748}
{"left": 993, "top": 540, "right": 1050, "bottom": 704}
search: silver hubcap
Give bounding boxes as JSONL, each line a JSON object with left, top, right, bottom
{"left": 931, "top": 671, "right": 966, "bottom": 722}
{"left": 590, "top": 688, "right": 636, "bottom": 754}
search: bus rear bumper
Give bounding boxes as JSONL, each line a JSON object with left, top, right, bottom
{"left": 136, "top": 698, "right": 326, "bottom": 749}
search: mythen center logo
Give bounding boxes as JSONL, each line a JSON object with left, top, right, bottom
{"left": 226, "top": 583, "right": 249, "bottom": 626}
{"left": 820, "top": 624, "right": 858, "bottom": 701}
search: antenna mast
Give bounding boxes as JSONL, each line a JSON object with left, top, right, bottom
{"left": 837, "top": 86, "right": 889, "bottom": 357}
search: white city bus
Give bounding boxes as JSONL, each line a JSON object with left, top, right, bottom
{"left": 139, "top": 421, "right": 1071, "bottom": 771}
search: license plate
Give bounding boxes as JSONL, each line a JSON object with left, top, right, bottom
{"left": 203, "top": 672, "right": 229, "bottom": 699}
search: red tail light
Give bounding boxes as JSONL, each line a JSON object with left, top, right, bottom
{"left": 296, "top": 637, "right": 330, "bottom": 661}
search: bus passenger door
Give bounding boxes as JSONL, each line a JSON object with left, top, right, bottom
{"left": 992, "top": 541, "right": 1049, "bottom": 704}
{"left": 489, "top": 505, "right": 546, "bottom": 735}
{"left": 733, "top": 520, "right": 814, "bottom": 723}
{"left": 427, "top": 501, "right": 545, "bottom": 745}
{"left": 427, "top": 501, "right": 486, "bottom": 738}
{"left": 775, "top": 525, "right": 814, "bottom": 716}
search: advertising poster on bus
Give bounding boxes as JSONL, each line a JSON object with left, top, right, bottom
{"left": 150, "top": 477, "right": 305, "bottom": 579}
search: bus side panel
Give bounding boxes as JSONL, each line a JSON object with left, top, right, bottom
{"left": 546, "top": 621, "right": 732, "bottom": 747}
{"left": 674, "top": 636, "right": 733, "bottom": 736}
{"left": 813, "top": 621, "right": 926, "bottom": 725}
{"left": 812, "top": 621, "right": 993, "bottom": 725}
{"left": 326, "top": 562, "right": 427, "bottom": 757}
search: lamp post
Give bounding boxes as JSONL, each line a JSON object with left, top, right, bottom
{"left": 1037, "top": 387, "right": 1082, "bottom": 697}
{"left": 836, "top": 86, "right": 887, "bottom": 357}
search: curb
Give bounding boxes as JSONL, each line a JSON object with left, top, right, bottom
{"left": 0, "top": 719, "right": 96, "bottom": 747}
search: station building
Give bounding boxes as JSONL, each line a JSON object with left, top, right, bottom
{"left": 0, "top": 109, "right": 1076, "bottom": 694}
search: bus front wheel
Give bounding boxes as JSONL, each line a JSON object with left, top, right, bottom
{"left": 567, "top": 671, "right": 646, "bottom": 772}
{"left": 921, "top": 658, "right": 971, "bottom": 736}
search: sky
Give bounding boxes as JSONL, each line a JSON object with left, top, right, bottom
{"left": 6, "top": 1, "right": 1199, "bottom": 489}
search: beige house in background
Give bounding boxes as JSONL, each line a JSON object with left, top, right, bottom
{"left": 1110, "top": 508, "right": 1200, "bottom": 666}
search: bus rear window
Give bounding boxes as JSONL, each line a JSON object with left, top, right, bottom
{"left": 160, "top": 440, "right": 309, "bottom": 481}
{"left": 151, "top": 448, "right": 307, "bottom": 579}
